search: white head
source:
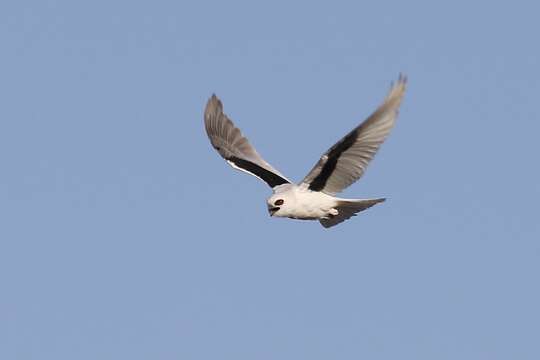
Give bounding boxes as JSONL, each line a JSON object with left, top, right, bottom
{"left": 266, "top": 186, "right": 297, "bottom": 218}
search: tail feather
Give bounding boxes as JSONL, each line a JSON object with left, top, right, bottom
{"left": 319, "top": 198, "right": 386, "bottom": 228}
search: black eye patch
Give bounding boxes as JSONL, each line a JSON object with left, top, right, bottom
{"left": 274, "top": 199, "right": 284, "bottom": 206}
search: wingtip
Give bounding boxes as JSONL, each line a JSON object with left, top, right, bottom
{"left": 391, "top": 73, "right": 408, "bottom": 89}
{"left": 386, "top": 73, "right": 407, "bottom": 103}
{"left": 206, "top": 93, "right": 223, "bottom": 112}
{"left": 397, "top": 72, "right": 408, "bottom": 84}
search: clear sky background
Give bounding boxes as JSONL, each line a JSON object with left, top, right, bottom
{"left": 1, "top": 1, "right": 539, "bottom": 359}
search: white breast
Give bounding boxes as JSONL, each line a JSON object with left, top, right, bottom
{"left": 287, "top": 186, "right": 338, "bottom": 220}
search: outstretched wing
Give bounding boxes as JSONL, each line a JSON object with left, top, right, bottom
{"left": 204, "top": 94, "right": 291, "bottom": 188}
{"left": 301, "top": 74, "right": 407, "bottom": 195}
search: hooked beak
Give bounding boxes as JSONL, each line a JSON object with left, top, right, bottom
{"left": 268, "top": 207, "right": 280, "bottom": 216}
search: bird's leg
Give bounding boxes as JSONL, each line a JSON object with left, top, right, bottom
{"left": 327, "top": 208, "right": 339, "bottom": 218}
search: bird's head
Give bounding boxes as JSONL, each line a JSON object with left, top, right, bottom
{"left": 267, "top": 194, "right": 292, "bottom": 217}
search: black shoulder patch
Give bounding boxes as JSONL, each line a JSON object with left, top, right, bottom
{"left": 228, "top": 156, "right": 290, "bottom": 188}
{"left": 308, "top": 128, "right": 359, "bottom": 192}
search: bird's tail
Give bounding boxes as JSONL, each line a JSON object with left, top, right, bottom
{"left": 319, "top": 198, "right": 386, "bottom": 228}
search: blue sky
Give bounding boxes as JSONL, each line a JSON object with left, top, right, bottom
{"left": 1, "top": 1, "right": 539, "bottom": 359}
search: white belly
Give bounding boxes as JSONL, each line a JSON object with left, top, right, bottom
{"left": 288, "top": 188, "right": 338, "bottom": 220}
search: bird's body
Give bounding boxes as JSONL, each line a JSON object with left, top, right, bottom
{"left": 268, "top": 184, "right": 339, "bottom": 220}
{"left": 267, "top": 183, "right": 386, "bottom": 227}
{"left": 204, "top": 75, "right": 407, "bottom": 228}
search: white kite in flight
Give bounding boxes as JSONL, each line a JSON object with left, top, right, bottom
{"left": 204, "top": 75, "right": 407, "bottom": 228}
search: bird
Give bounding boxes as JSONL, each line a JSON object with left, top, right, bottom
{"left": 204, "top": 74, "right": 407, "bottom": 228}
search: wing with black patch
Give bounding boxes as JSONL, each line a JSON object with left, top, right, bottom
{"left": 302, "top": 74, "right": 407, "bottom": 195}
{"left": 204, "top": 94, "right": 291, "bottom": 188}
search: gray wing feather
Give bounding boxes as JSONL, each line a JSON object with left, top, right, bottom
{"left": 204, "top": 94, "right": 291, "bottom": 187}
{"left": 302, "top": 74, "right": 407, "bottom": 195}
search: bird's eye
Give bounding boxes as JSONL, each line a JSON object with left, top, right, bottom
{"left": 274, "top": 199, "right": 284, "bottom": 206}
